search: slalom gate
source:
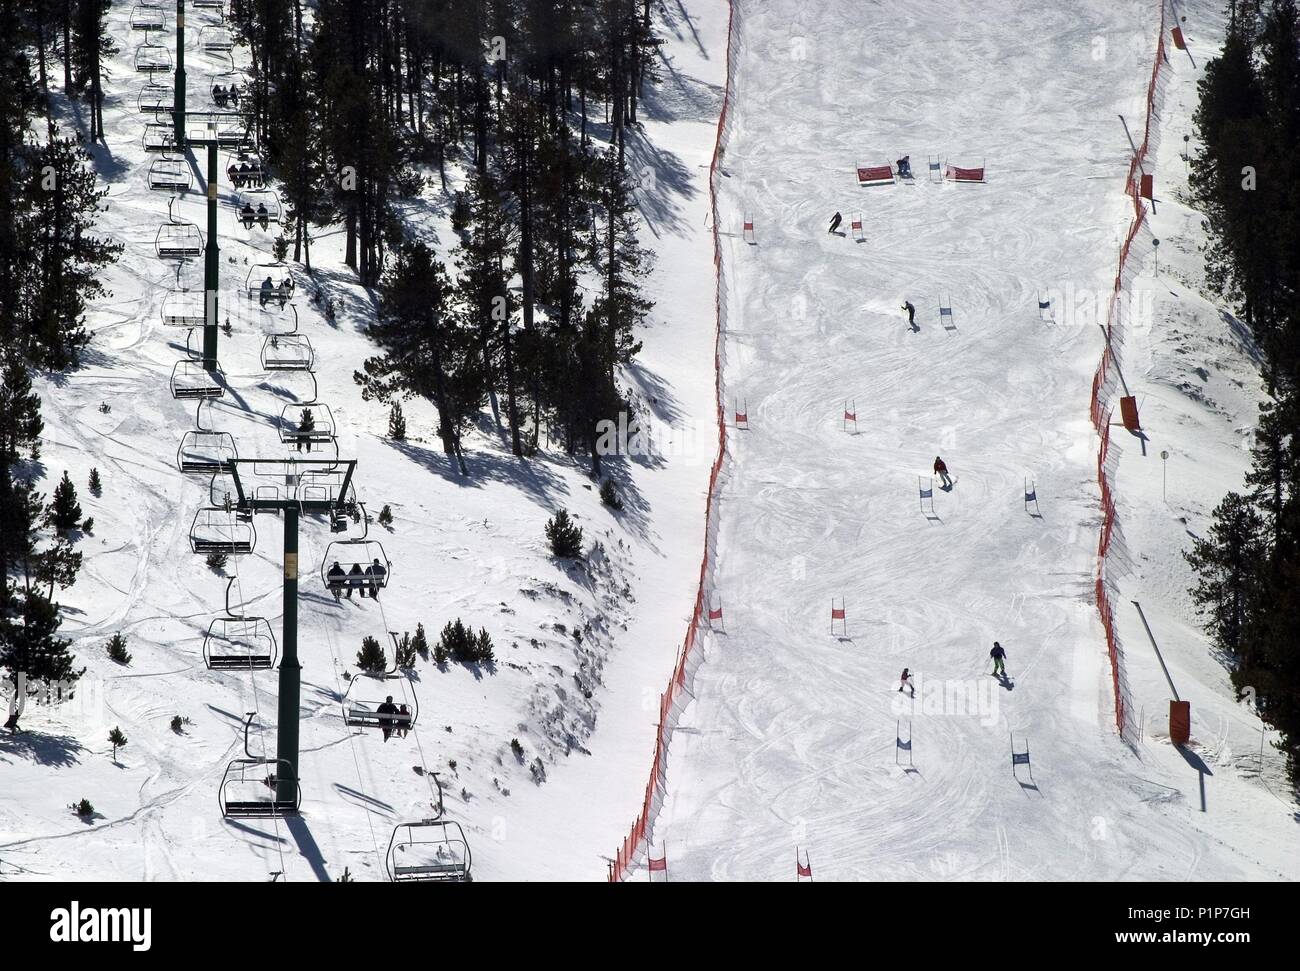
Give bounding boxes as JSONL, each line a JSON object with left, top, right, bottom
{"left": 606, "top": 0, "right": 741, "bottom": 881}
{"left": 1087, "top": 0, "right": 1171, "bottom": 744}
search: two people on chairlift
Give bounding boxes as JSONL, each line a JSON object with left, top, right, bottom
{"left": 258, "top": 275, "right": 291, "bottom": 308}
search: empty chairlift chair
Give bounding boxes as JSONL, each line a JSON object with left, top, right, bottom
{"left": 279, "top": 403, "right": 337, "bottom": 452}
{"left": 178, "top": 430, "right": 238, "bottom": 475}
{"left": 260, "top": 333, "right": 314, "bottom": 371}
{"left": 204, "top": 616, "right": 277, "bottom": 670}
{"left": 148, "top": 157, "right": 192, "bottom": 192}
{"left": 161, "top": 290, "right": 206, "bottom": 327}
{"left": 137, "top": 79, "right": 174, "bottom": 114}
{"left": 192, "top": 0, "right": 226, "bottom": 9}
{"left": 142, "top": 123, "right": 178, "bottom": 154}
{"left": 190, "top": 507, "right": 255, "bottom": 555}
{"left": 387, "top": 821, "right": 472, "bottom": 883}
{"left": 220, "top": 758, "right": 300, "bottom": 818}
{"left": 129, "top": 4, "right": 165, "bottom": 31}
{"left": 170, "top": 360, "right": 225, "bottom": 400}
{"left": 134, "top": 41, "right": 172, "bottom": 73}
{"left": 199, "top": 26, "right": 235, "bottom": 53}
{"left": 155, "top": 221, "right": 203, "bottom": 260}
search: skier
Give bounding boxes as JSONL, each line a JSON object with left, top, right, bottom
{"left": 902, "top": 300, "right": 916, "bottom": 328}
{"left": 241, "top": 202, "right": 256, "bottom": 229}
{"left": 326, "top": 561, "right": 346, "bottom": 601}
{"left": 896, "top": 155, "right": 913, "bottom": 179}
{"left": 828, "top": 211, "right": 843, "bottom": 234}
{"left": 256, "top": 203, "right": 270, "bottom": 230}
{"left": 347, "top": 562, "right": 366, "bottom": 598}
{"left": 898, "top": 668, "right": 914, "bottom": 696}
{"left": 990, "top": 641, "right": 1007, "bottom": 677}
{"left": 377, "top": 696, "right": 399, "bottom": 742}
{"left": 933, "top": 455, "right": 952, "bottom": 489}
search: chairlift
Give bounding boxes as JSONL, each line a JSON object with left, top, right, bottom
{"left": 178, "top": 430, "right": 238, "bottom": 475}
{"left": 199, "top": 25, "right": 235, "bottom": 53}
{"left": 204, "top": 615, "right": 277, "bottom": 670}
{"left": 192, "top": 0, "right": 226, "bottom": 9}
{"left": 155, "top": 222, "right": 204, "bottom": 260}
{"left": 387, "top": 820, "right": 472, "bottom": 882}
{"left": 142, "top": 122, "right": 179, "bottom": 154}
{"left": 190, "top": 506, "right": 254, "bottom": 554}
{"left": 186, "top": 112, "right": 251, "bottom": 149}
{"left": 246, "top": 263, "right": 295, "bottom": 306}
{"left": 219, "top": 714, "right": 300, "bottom": 819}
{"left": 170, "top": 360, "right": 225, "bottom": 400}
{"left": 321, "top": 536, "right": 390, "bottom": 601}
{"left": 341, "top": 643, "right": 417, "bottom": 733}
{"left": 235, "top": 189, "right": 282, "bottom": 231}
{"left": 260, "top": 333, "right": 314, "bottom": 371}
{"left": 130, "top": 4, "right": 166, "bottom": 31}
{"left": 134, "top": 41, "right": 172, "bottom": 73}
{"left": 161, "top": 289, "right": 206, "bottom": 327}
{"left": 137, "top": 79, "right": 174, "bottom": 114}
{"left": 148, "top": 157, "right": 192, "bottom": 192}
{"left": 225, "top": 150, "right": 264, "bottom": 188}
{"left": 211, "top": 73, "right": 247, "bottom": 110}
{"left": 279, "top": 402, "right": 337, "bottom": 450}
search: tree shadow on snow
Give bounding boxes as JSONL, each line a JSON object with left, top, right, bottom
{"left": 386, "top": 438, "right": 568, "bottom": 508}
{"left": 0, "top": 730, "right": 84, "bottom": 768}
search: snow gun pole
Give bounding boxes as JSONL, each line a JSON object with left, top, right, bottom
{"left": 172, "top": 0, "right": 186, "bottom": 147}
{"left": 275, "top": 505, "right": 302, "bottom": 805}
{"left": 203, "top": 141, "right": 220, "bottom": 372}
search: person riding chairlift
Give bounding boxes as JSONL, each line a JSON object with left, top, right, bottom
{"left": 326, "top": 561, "right": 346, "bottom": 601}
{"left": 241, "top": 202, "right": 256, "bottom": 230}
{"left": 376, "top": 696, "right": 399, "bottom": 742}
{"left": 213, "top": 84, "right": 227, "bottom": 107}
{"left": 277, "top": 278, "right": 291, "bottom": 309}
{"left": 347, "top": 562, "right": 366, "bottom": 598}
{"left": 365, "top": 558, "right": 386, "bottom": 600}
{"left": 259, "top": 275, "right": 274, "bottom": 307}
{"left": 256, "top": 202, "right": 270, "bottom": 230}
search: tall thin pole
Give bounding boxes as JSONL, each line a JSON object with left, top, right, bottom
{"left": 203, "top": 141, "right": 220, "bottom": 371}
{"left": 276, "top": 506, "right": 301, "bottom": 804}
{"left": 172, "top": 0, "right": 186, "bottom": 146}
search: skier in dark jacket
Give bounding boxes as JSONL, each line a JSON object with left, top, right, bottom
{"left": 828, "top": 211, "right": 843, "bottom": 234}
{"left": 376, "top": 697, "right": 399, "bottom": 741}
{"left": 902, "top": 300, "right": 916, "bottom": 327}
{"left": 990, "top": 642, "right": 1007, "bottom": 677}
{"left": 896, "top": 156, "right": 913, "bottom": 179}
{"left": 933, "top": 456, "right": 952, "bottom": 489}
{"left": 898, "top": 668, "right": 914, "bottom": 696}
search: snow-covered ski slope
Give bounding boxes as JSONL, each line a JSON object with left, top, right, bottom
{"left": 0, "top": 3, "right": 727, "bottom": 881}
{"left": 639, "top": 0, "right": 1300, "bottom": 880}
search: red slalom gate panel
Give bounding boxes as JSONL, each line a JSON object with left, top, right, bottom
{"left": 647, "top": 854, "right": 667, "bottom": 872}
{"left": 1170, "top": 700, "right": 1191, "bottom": 745}
{"left": 856, "top": 163, "right": 895, "bottom": 186}
{"left": 1119, "top": 395, "right": 1141, "bottom": 431}
{"left": 1140, "top": 173, "right": 1154, "bottom": 200}
{"left": 1172, "top": 25, "right": 1186, "bottom": 50}
{"left": 947, "top": 165, "right": 985, "bottom": 182}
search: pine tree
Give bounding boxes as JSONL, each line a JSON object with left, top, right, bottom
{"left": 88, "top": 467, "right": 101, "bottom": 497}
{"left": 546, "top": 509, "right": 583, "bottom": 558}
{"left": 47, "top": 471, "right": 81, "bottom": 533}
{"left": 108, "top": 726, "right": 127, "bottom": 762}
{"left": 106, "top": 632, "right": 131, "bottom": 665}
{"left": 1185, "top": 492, "right": 1266, "bottom": 663}
{"left": 387, "top": 401, "right": 406, "bottom": 441}
{"left": 356, "top": 635, "right": 387, "bottom": 673}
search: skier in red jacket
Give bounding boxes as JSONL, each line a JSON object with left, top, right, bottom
{"left": 933, "top": 456, "right": 952, "bottom": 489}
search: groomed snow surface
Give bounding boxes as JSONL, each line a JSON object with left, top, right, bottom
{"left": 635, "top": 0, "right": 1299, "bottom": 881}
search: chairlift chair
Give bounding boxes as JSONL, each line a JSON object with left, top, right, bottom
{"left": 211, "top": 73, "right": 248, "bottom": 110}
{"left": 170, "top": 360, "right": 224, "bottom": 400}
{"left": 161, "top": 289, "right": 206, "bottom": 327}
{"left": 142, "top": 123, "right": 179, "bottom": 154}
{"left": 260, "top": 333, "right": 314, "bottom": 371}
{"left": 341, "top": 669, "right": 417, "bottom": 733}
{"left": 204, "top": 616, "right": 277, "bottom": 670}
{"left": 186, "top": 112, "right": 251, "bottom": 149}
{"left": 192, "top": 0, "right": 226, "bottom": 9}
{"left": 220, "top": 758, "right": 299, "bottom": 818}
{"left": 190, "top": 507, "right": 255, "bottom": 554}
{"left": 279, "top": 402, "right": 337, "bottom": 449}
{"left": 137, "top": 79, "right": 174, "bottom": 114}
{"left": 225, "top": 150, "right": 264, "bottom": 188}
{"left": 134, "top": 41, "right": 172, "bottom": 73}
{"left": 235, "top": 189, "right": 282, "bottom": 230}
{"left": 130, "top": 4, "right": 166, "bottom": 31}
{"left": 155, "top": 222, "right": 204, "bottom": 260}
{"left": 387, "top": 820, "right": 472, "bottom": 883}
{"left": 199, "top": 25, "right": 235, "bottom": 53}
{"left": 148, "top": 157, "right": 192, "bottom": 192}
{"left": 178, "top": 430, "right": 238, "bottom": 475}
{"left": 246, "top": 263, "right": 295, "bottom": 307}
{"left": 321, "top": 538, "right": 390, "bottom": 600}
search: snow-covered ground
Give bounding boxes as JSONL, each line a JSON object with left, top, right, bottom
{"left": 0, "top": 1, "right": 727, "bottom": 881}
{"left": 638, "top": 0, "right": 1299, "bottom": 880}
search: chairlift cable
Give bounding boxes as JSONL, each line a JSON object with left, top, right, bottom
{"left": 374, "top": 593, "right": 438, "bottom": 810}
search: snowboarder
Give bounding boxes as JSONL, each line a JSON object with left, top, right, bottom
{"left": 990, "top": 641, "right": 1007, "bottom": 677}
{"left": 902, "top": 300, "right": 916, "bottom": 327}
{"left": 933, "top": 455, "right": 952, "bottom": 489}
{"left": 828, "top": 211, "right": 842, "bottom": 234}
{"left": 326, "top": 561, "right": 346, "bottom": 600}
{"left": 896, "top": 155, "right": 913, "bottom": 179}
{"left": 898, "top": 668, "right": 914, "bottom": 696}
{"left": 347, "top": 562, "right": 366, "bottom": 598}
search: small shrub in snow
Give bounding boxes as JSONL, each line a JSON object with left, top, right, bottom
{"left": 378, "top": 504, "right": 394, "bottom": 528}
{"left": 356, "top": 635, "right": 387, "bottom": 673}
{"left": 600, "top": 478, "right": 623, "bottom": 510}
{"left": 88, "top": 468, "right": 102, "bottom": 497}
{"left": 206, "top": 551, "right": 228, "bottom": 573}
{"left": 106, "top": 633, "right": 131, "bottom": 666}
{"left": 108, "top": 727, "right": 128, "bottom": 762}
{"left": 510, "top": 738, "right": 524, "bottom": 760}
{"left": 72, "top": 799, "right": 94, "bottom": 817}
{"left": 546, "top": 509, "right": 583, "bottom": 559}
{"left": 387, "top": 402, "right": 406, "bottom": 441}
{"left": 81, "top": 517, "right": 94, "bottom": 534}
